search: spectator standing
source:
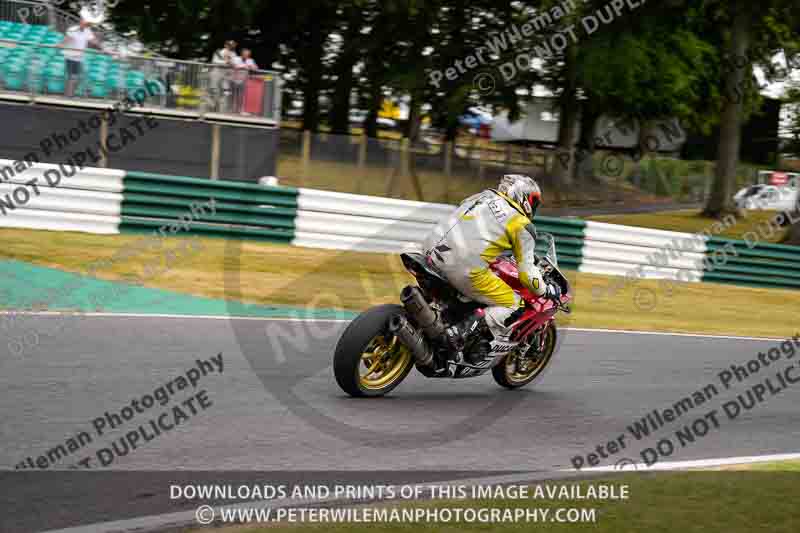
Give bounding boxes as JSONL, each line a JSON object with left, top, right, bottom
{"left": 212, "top": 39, "right": 238, "bottom": 65}
{"left": 210, "top": 40, "right": 238, "bottom": 112}
{"left": 231, "top": 48, "right": 258, "bottom": 114}
{"left": 61, "top": 17, "right": 98, "bottom": 98}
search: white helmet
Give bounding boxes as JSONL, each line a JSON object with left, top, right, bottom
{"left": 498, "top": 174, "right": 542, "bottom": 219}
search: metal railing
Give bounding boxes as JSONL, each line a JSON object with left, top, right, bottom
{"left": 276, "top": 129, "right": 717, "bottom": 206}
{"left": 1, "top": 0, "right": 160, "bottom": 56}
{"left": 0, "top": 38, "right": 283, "bottom": 123}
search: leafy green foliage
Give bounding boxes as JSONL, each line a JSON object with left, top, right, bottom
{"left": 105, "top": 0, "right": 799, "bottom": 178}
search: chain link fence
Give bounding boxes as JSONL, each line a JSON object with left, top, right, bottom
{"left": 275, "top": 129, "right": 755, "bottom": 209}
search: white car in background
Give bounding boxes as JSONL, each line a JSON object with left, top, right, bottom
{"left": 734, "top": 185, "right": 799, "bottom": 211}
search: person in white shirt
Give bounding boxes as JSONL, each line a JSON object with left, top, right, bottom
{"left": 211, "top": 40, "right": 237, "bottom": 66}
{"left": 210, "top": 40, "right": 238, "bottom": 111}
{"left": 60, "top": 17, "right": 98, "bottom": 97}
{"left": 231, "top": 49, "right": 258, "bottom": 113}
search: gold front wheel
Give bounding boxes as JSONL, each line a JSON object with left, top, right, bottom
{"left": 492, "top": 322, "right": 558, "bottom": 389}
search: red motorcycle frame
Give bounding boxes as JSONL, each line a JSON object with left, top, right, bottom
{"left": 489, "top": 256, "right": 571, "bottom": 343}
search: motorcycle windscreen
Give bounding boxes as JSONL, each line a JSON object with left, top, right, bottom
{"left": 537, "top": 232, "right": 570, "bottom": 296}
{"left": 537, "top": 232, "right": 559, "bottom": 268}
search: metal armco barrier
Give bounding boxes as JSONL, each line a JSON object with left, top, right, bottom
{"left": 2, "top": 160, "right": 799, "bottom": 291}
{"left": 703, "top": 237, "right": 800, "bottom": 289}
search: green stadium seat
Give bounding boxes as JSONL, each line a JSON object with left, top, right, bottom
{"left": 29, "top": 66, "right": 45, "bottom": 91}
{"left": 106, "top": 72, "right": 122, "bottom": 91}
{"left": 46, "top": 77, "right": 65, "bottom": 94}
{"left": 147, "top": 79, "right": 166, "bottom": 95}
{"left": 3, "top": 69, "right": 26, "bottom": 90}
{"left": 88, "top": 80, "right": 109, "bottom": 98}
{"left": 39, "top": 47, "right": 58, "bottom": 59}
{"left": 45, "top": 59, "right": 65, "bottom": 74}
{"left": 0, "top": 23, "right": 163, "bottom": 102}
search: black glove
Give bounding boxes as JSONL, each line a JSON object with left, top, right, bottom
{"left": 545, "top": 282, "right": 562, "bottom": 302}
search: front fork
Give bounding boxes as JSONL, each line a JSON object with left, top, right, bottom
{"left": 512, "top": 322, "right": 550, "bottom": 367}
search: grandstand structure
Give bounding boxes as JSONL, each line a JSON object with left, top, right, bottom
{"left": 0, "top": 0, "right": 282, "bottom": 125}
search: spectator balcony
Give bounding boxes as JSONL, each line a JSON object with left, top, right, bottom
{"left": 0, "top": 2, "right": 282, "bottom": 126}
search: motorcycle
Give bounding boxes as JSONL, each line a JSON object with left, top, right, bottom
{"left": 333, "top": 233, "right": 572, "bottom": 397}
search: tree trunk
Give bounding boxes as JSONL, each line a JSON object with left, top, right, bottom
{"left": 329, "top": 9, "right": 362, "bottom": 135}
{"left": 785, "top": 201, "right": 800, "bottom": 244}
{"left": 405, "top": 94, "right": 423, "bottom": 142}
{"left": 403, "top": 4, "right": 433, "bottom": 143}
{"left": 574, "top": 104, "right": 599, "bottom": 181}
{"left": 301, "top": 25, "right": 326, "bottom": 133}
{"left": 553, "top": 45, "right": 579, "bottom": 191}
{"left": 703, "top": 0, "right": 751, "bottom": 218}
{"left": 630, "top": 116, "right": 649, "bottom": 189}
{"left": 329, "top": 58, "right": 356, "bottom": 134}
{"left": 785, "top": 221, "right": 800, "bottom": 245}
{"left": 442, "top": 0, "right": 467, "bottom": 144}
{"left": 444, "top": 118, "right": 460, "bottom": 142}
{"left": 364, "top": 84, "right": 382, "bottom": 138}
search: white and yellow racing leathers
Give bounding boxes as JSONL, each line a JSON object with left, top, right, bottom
{"left": 422, "top": 189, "right": 547, "bottom": 339}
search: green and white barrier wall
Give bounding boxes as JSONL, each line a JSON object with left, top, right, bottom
{"left": 2, "top": 159, "right": 799, "bottom": 290}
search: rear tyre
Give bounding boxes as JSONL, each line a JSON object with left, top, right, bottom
{"left": 492, "top": 322, "right": 558, "bottom": 389}
{"left": 333, "top": 304, "right": 415, "bottom": 397}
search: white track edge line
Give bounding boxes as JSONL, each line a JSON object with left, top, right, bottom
{"left": 0, "top": 311, "right": 791, "bottom": 341}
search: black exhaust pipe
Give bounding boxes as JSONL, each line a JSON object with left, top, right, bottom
{"left": 400, "top": 286, "right": 445, "bottom": 339}
{"left": 388, "top": 313, "right": 434, "bottom": 367}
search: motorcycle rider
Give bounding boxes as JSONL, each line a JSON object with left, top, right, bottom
{"left": 422, "top": 174, "right": 561, "bottom": 361}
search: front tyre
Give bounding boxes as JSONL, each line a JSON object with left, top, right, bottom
{"left": 334, "top": 304, "right": 415, "bottom": 397}
{"left": 492, "top": 322, "right": 558, "bottom": 389}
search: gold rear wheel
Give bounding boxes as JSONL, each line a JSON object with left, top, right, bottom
{"left": 359, "top": 335, "right": 413, "bottom": 390}
{"left": 334, "top": 304, "right": 416, "bottom": 397}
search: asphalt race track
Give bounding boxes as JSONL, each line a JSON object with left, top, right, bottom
{"left": 1, "top": 314, "right": 799, "bottom": 532}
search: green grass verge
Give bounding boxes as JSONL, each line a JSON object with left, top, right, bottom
{"left": 588, "top": 209, "right": 789, "bottom": 243}
{"left": 1, "top": 228, "right": 799, "bottom": 338}
{"left": 194, "top": 461, "right": 800, "bottom": 533}
{"left": 723, "top": 459, "right": 800, "bottom": 472}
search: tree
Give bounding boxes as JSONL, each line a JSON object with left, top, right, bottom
{"left": 703, "top": 0, "right": 755, "bottom": 216}
{"left": 357, "top": 1, "right": 411, "bottom": 138}
{"left": 530, "top": 0, "right": 716, "bottom": 188}
{"left": 702, "top": 0, "right": 800, "bottom": 217}
{"left": 108, "top": 0, "right": 264, "bottom": 59}
{"left": 391, "top": 0, "right": 439, "bottom": 142}
{"left": 328, "top": 1, "right": 369, "bottom": 134}
{"left": 783, "top": 74, "right": 800, "bottom": 158}
{"left": 425, "top": 0, "right": 521, "bottom": 141}
{"left": 571, "top": 5, "right": 717, "bottom": 181}
{"left": 783, "top": 79, "right": 800, "bottom": 245}
{"left": 292, "top": 4, "right": 336, "bottom": 132}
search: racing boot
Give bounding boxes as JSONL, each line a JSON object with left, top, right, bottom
{"left": 444, "top": 310, "right": 491, "bottom": 365}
